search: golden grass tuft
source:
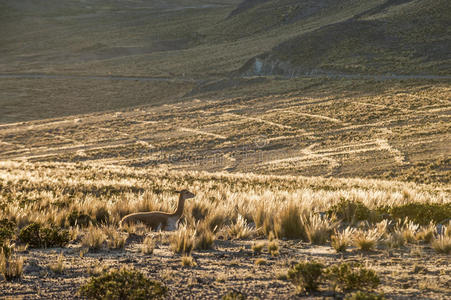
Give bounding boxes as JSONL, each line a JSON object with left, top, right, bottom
{"left": 331, "top": 227, "right": 355, "bottom": 253}
{"left": 170, "top": 225, "right": 195, "bottom": 255}
{"left": 49, "top": 252, "right": 65, "bottom": 274}
{"left": 303, "top": 213, "right": 337, "bottom": 245}
{"left": 226, "top": 215, "right": 255, "bottom": 240}
{"left": 82, "top": 226, "right": 106, "bottom": 251}
{"left": 141, "top": 236, "right": 155, "bottom": 255}
{"left": 181, "top": 256, "right": 197, "bottom": 267}
{"left": 431, "top": 233, "right": 451, "bottom": 255}
{"left": 0, "top": 252, "right": 24, "bottom": 281}
{"left": 353, "top": 229, "right": 380, "bottom": 252}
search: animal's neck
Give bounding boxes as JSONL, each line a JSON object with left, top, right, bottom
{"left": 172, "top": 194, "right": 185, "bottom": 217}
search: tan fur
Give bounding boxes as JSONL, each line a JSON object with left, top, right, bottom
{"left": 119, "top": 190, "right": 194, "bottom": 231}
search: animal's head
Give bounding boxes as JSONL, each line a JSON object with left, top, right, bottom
{"left": 176, "top": 189, "right": 195, "bottom": 199}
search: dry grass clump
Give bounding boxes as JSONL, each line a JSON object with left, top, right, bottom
{"left": 82, "top": 226, "right": 106, "bottom": 251}
{"left": 414, "top": 223, "right": 436, "bottom": 243}
{"left": 49, "top": 252, "right": 65, "bottom": 274}
{"left": 352, "top": 229, "right": 380, "bottom": 252}
{"left": 194, "top": 222, "right": 215, "bottom": 250}
{"left": 252, "top": 242, "right": 265, "bottom": 254}
{"left": 226, "top": 215, "right": 255, "bottom": 240}
{"left": 303, "top": 213, "right": 337, "bottom": 245}
{"left": 0, "top": 252, "right": 24, "bottom": 281}
{"left": 103, "top": 226, "right": 127, "bottom": 250}
{"left": 267, "top": 238, "right": 279, "bottom": 256}
{"left": 181, "top": 255, "right": 197, "bottom": 267}
{"left": 385, "top": 229, "right": 405, "bottom": 249}
{"left": 276, "top": 202, "right": 306, "bottom": 239}
{"left": 431, "top": 232, "right": 451, "bottom": 254}
{"left": 170, "top": 225, "right": 195, "bottom": 255}
{"left": 331, "top": 227, "right": 355, "bottom": 253}
{"left": 141, "top": 236, "right": 155, "bottom": 255}
{"left": 254, "top": 258, "right": 267, "bottom": 266}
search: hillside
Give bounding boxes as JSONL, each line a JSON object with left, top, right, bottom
{"left": 239, "top": 0, "right": 451, "bottom": 76}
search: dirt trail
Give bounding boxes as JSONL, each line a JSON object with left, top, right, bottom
{"left": 1, "top": 72, "right": 450, "bottom": 83}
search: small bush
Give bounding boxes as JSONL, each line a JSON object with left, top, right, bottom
{"left": 287, "top": 261, "right": 324, "bottom": 292}
{"left": 18, "top": 223, "right": 69, "bottom": 248}
{"left": 384, "top": 203, "right": 451, "bottom": 225}
{"left": 326, "top": 263, "right": 380, "bottom": 291}
{"left": 0, "top": 252, "right": 24, "bottom": 281}
{"left": 0, "top": 219, "right": 16, "bottom": 246}
{"left": 345, "top": 291, "right": 386, "bottom": 300}
{"left": 79, "top": 268, "right": 167, "bottom": 299}
{"left": 222, "top": 290, "right": 247, "bottom": 300}
{"left": 328, "top": 200, "right": 375, "bottom": 224}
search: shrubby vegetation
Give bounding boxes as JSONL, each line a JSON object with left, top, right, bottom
{"left": 79, "top": 268, "right": 167, "bottom": 299}
{"left": 18, "top": 223, "right": 69, "bottom": 248}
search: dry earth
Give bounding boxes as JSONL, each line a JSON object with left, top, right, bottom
{"left": 2, "top": 237, "right": 450, "bottom": 299}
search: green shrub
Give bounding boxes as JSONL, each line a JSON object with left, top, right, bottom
{"left": 222, "top": 290, "right": 247, "bottom": 300}
{"left": 326, "top": 263, "right": 380, "bottom": 291}
{"left": 287, "top": 261, "right": 324, "bottom": 292}
{"left": 18, "top": 223, "right": 69, "bottom": 248}
{"left": 328, "top": 199, "right": 375, "bottom": 224}
{"left": 345, "top": 291, "right": 385, "bottom": 300}
{"left": 383, "top": 203, "right": 451, "bottom": 225}
{"left": 0, "top": 219, "right": 15, "bottom": 246}
{"left": 79, "top": 268, "right": 167, "bottom": 299}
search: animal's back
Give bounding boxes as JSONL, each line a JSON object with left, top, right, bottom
{"left": 120, "top": 212, "right": 170, "bottom": 230}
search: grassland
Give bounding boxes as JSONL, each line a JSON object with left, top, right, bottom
{"left": 0, "top": 161, "right": 450, "bottom": 298}
{"left": 0, "top": 0, "right": 450, "bottom": 299}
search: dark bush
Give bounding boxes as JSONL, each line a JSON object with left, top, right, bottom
{"left": 0, "top": 219, "right": 15, "bottom": 245}
{"left": 382, "top": 203, "right": 451, "bottom": 225}
{"left": 18, "top": 223, "right": 69, "bottom": 248}
{"left": 222, "top": 290, "right": 247, "bottom": 300}
{"left": 287, "top": 261, "right": 324, "bottom": 292}
{"left": 79, "top": 268, "right": 167, "bottom": 299}
{"left": 326, "top": 263, "right": 380, "bottom": 291}
{"left": 327, "top": 199, "right": 376, "bottom": 224}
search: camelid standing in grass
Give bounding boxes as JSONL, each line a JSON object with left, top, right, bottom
{"left": 120, "top": 190, "right": 195, "bottom": 231}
